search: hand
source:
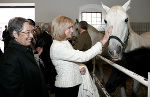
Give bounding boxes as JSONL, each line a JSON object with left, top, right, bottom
{"left": 80, "top": 67, "right": 86, "bottom": 75}
{"left": 100, "top": 26, "right": 113, "bottom": 46}
{"left": 36, "top": 47, "right": 43, "bottom": 56}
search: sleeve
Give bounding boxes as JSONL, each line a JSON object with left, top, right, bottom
{"left": 0, "top": 55, "right": 23, "bottom": 97}
{"left": 0, "top": 41, "right": 4, "bottom": 53}
{"left": 51, "top": 42, "right": 103, "bottom": 62}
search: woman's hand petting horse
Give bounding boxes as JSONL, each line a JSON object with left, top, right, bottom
{"left": 100, "top": 26, "right": 113, "bottom": 46}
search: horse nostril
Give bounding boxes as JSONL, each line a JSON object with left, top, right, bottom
{"left": 117, "top": 45, "right": 122, "bottom": 54}
{"left": 108, "top": 50, "right": 113, "bottom": 56}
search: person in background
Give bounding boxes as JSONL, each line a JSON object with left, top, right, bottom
{"left": 35, "top": 23, "right": 56, "bottom": 95}
{"left": 50, "top": 16, "right": 113, "bottom": 97}
{"left": 27, "top": 20, "right": 44, "bottom": 73}
{"left": 74, "top": 21, "right": 92, "bottom": 50}
{"left": 34, "top": 26, "right": 44, "bottom": 56}
{"left": 0, "top": 17, "right": 49, "bottom": 97}
{"left": 2, "top": 25, "right": 11, "bottom": 51}
{"left": 73, "top": 21, "right": 93, "bottom": 72}
{"left": 34, "top": 26, "right": 42, "bottom": 40}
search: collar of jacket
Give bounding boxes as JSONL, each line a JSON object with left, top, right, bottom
{"left": 8, "top": 40, "right": 32, "bottom": 53}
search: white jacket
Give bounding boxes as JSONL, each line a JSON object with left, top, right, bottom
{"left": 78, "top": 65, "right": 99, "bottom": 97}
{"left": 50, "top": 40, "right": 102, "bottom": 88}
{"left": 0, "top": 40, "right": 4, "bottom": 53}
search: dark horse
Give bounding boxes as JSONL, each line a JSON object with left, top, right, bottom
{"left": 106, "top": 47, "right": 150, "bottom": 96}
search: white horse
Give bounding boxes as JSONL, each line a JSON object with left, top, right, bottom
{"left": 102, "top": 0, "right": 150, "bottom": 96}
{"left": 102, "top": 0, "right": 150, "bottom": 59}
{"left": 74, "top": 1, "right": 150, "bottom": 95}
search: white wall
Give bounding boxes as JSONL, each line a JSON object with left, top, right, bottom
{"left": 0, "top": 0, "right": 150, "bottom": 23}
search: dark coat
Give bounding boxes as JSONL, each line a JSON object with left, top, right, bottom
{"left": 74, "top": 30, "right": 92, "bottom": 51}
{"left": 35, "top": 31, "right": 56, "bottom": 92}
{"left": 2, "top": 29, "right": 11, "bottom": 50}
{"left": 73, "top": 31, "right": 93, "bottom": 72}
{"left": 35, "top": 31, "right": 52, "bottom": 64}
{"left": 0, "top": 40, "right": 49, "bottom": 97}
{"left": 0, "top": 49, "right": 2, "bottom": 56}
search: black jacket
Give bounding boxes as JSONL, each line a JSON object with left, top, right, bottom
{"left": 0, "top": 40, "right": 49, "bottom": 97}
{"left": 0, "top": 49, "right": 2, "bottom": 56}
{"left": 2, "top": 29, "right": 11, "bottom": 49}
{"left": 35, "top": 31, "right": 56, "bottom": 92}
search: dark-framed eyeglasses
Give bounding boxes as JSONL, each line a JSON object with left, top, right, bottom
{"left": 21, "top": 30, "right": 35, "bottom": 35}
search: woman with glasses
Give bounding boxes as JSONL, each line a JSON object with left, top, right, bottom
{"left": 0, "top": 17, "right": 49, "bottom": 97}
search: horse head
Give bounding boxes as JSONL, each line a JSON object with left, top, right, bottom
{"left": 102, "top": 0, "right": 131, "bottom": 60}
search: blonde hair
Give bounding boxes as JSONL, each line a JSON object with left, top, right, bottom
{"left": 51, "top": 16, "right": 74, "bottom": 41}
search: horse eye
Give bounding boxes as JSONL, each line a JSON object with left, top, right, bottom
{"left": 104, "top": 19, "right": 107, "bottom": 24}
{"left": 125, "top": 18, "right": 128, "bottom": 23}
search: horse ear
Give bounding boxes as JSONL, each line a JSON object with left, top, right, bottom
{"left": 102, "top": 2, "right": 110, "bottom": 13}
{"left": 122, "top": 0, "right": 131, "bottom": 11}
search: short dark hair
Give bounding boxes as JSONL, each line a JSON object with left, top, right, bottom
{"left": 27, "top": 19, "right": 35, "bottom": 26}
{"left": 79, "top": 21, "right": 88, "bottom": 30}
{"left": 8, "top": 17, "right": 28, "bottom": 38}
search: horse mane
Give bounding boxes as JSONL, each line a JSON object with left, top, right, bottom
{"left": 88, "top": 24, "right": 104, "bottom": 34}
{"left": 87, "top": 24, "right": 104, "bottom": 45}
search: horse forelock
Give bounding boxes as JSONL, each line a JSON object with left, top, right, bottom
{"left": 109, "top": 6, "right": 126, "bottom": 13}
{"left": 107, "top": 6, "right": 127, "bottom": 20}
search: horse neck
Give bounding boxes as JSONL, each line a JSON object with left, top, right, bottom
{"left": 88, "top": 24, "right": 104, "bottom": 45}
{"left": 125, "top": 30, "right": 148, "bottom": 52}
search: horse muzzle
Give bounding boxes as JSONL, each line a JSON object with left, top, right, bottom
{"left": 108, "top": 45, "right": 123, "bottom": 61}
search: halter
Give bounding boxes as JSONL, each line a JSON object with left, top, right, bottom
{"left": 109, "top": 29, "right": 130, "bottom": 50}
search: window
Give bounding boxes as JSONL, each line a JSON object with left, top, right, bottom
{"left": 0, "top": 3, "right": 35, "bottom": 40}
{"left": 79, "top": 4, "right": 106, "bottom": 31}
{"left": 81, "top": 12, "right": 103, "bottom": 30}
